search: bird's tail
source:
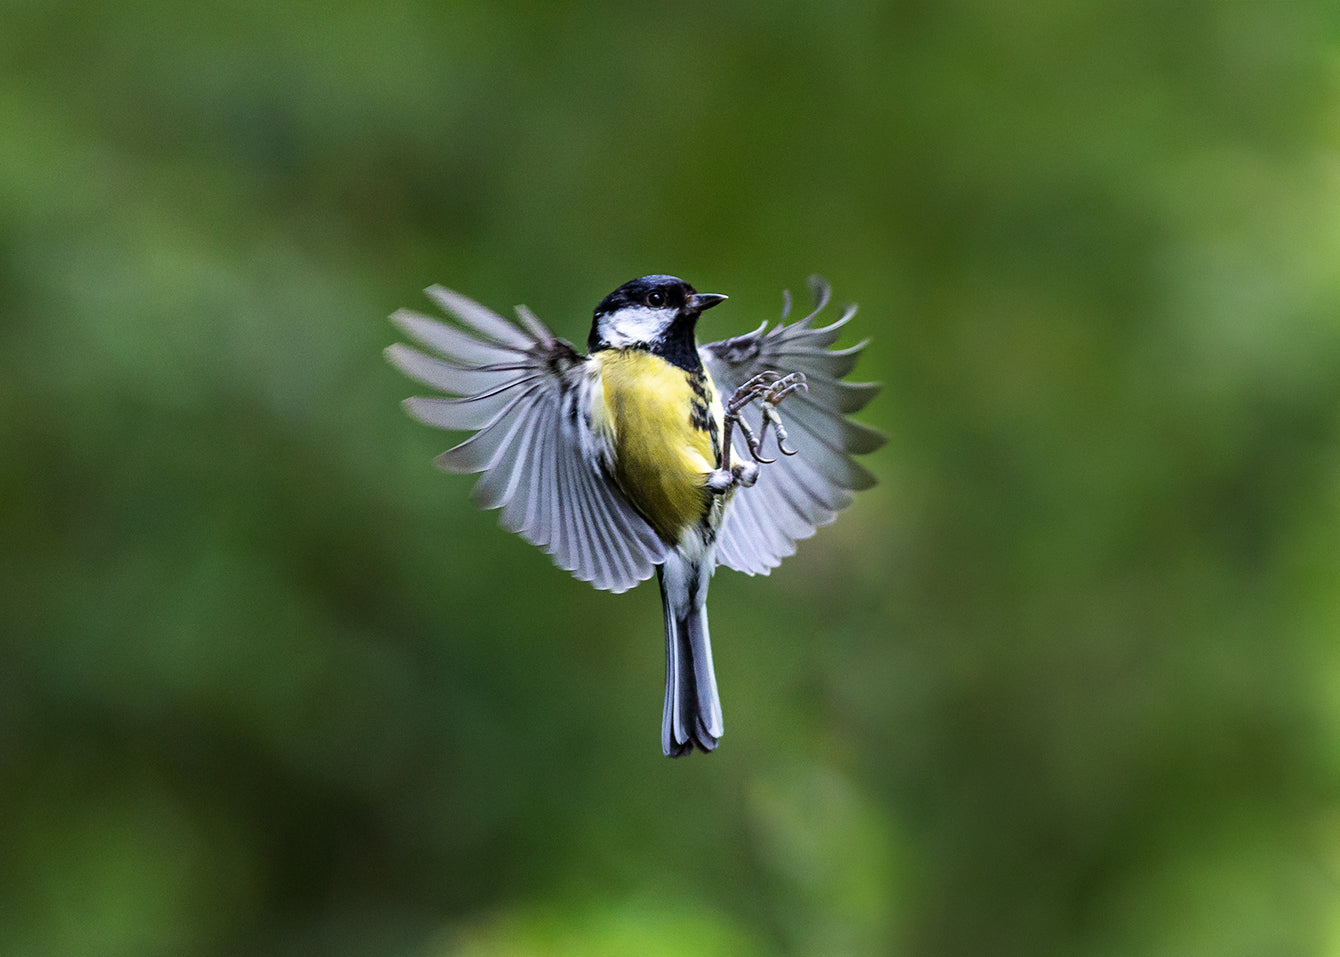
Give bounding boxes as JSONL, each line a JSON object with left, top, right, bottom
{"left": 658, "top": 553, "right": 723, "bottom": 757}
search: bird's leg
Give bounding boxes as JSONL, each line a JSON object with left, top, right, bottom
{"left": 708, "top": 371, "right": 808, "bottom": 493}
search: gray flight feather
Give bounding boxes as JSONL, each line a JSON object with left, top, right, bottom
{"left": 701, "top": 277, "right": 884, "bottom": 575}
{"left": 386, "top": 287, "right": 666, "bottom": 593}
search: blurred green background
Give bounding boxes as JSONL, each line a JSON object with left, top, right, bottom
{"left": 4, "top": 1, "right": 1340, "bottom": 954}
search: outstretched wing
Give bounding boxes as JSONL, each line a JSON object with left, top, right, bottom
{"left": 700, "top": 277, "right": 884, "bottom": 575}
{"left": 386, "top": 286, "right": 666, "bottom": 593}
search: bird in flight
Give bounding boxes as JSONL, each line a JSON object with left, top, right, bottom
{"left": 386, "top": 274, "right": 882, "bottom": 756}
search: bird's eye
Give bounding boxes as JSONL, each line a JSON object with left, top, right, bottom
{"left": 646, "top": 291, "right": 665, "bottom": 308}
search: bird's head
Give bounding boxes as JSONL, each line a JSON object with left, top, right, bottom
{"left": 587, "top": 275, "right": 727, "bottom": 361}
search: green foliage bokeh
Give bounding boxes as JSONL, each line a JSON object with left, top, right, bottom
{"left": 3, "top": 2, "right": 1340, "bottom": 955}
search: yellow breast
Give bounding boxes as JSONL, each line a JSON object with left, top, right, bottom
{"left": 592, "top": 350, "right": 723, "bottom": 544}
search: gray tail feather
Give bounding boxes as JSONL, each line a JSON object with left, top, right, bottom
{"left": 658, "top": 559, "right": 723, "bottom": 757}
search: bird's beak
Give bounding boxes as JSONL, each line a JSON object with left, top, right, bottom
{"left": 691, "top": 292, "right": 728, "bottom": 313}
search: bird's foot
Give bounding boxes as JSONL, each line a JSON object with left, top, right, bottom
{"left": 717, "top": 371, "right": 807, "bottom": 476}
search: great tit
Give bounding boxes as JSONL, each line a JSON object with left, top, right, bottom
{"left": 386, "top": 275, "right": 882, "bottom": 756}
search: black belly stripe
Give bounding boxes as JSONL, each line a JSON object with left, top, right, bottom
{"left": 689, "top": 399, "right": 711, "bottom": 431}
{"left": 686, "top": 369, "right": 721, "bottom": 461}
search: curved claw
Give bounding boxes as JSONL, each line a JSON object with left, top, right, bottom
{"left": 719, "top": 369, "right": 809, "bottom": 474}
{"left": 742, "top": 418, "right": 774, "bottom": 464}
{"left": 762, "top": 405, "right": 798, "bottom": 457}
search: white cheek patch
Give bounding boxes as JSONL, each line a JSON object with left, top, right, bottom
{"left": 598, "top": 306, "right": 677, "bottom": 347}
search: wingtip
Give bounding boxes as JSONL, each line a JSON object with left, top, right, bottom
{"left": 400, "top": 395, "right": 426, "bottom": 418}
{"left": 384, "top": 341, "right": 416, "bottom": 373}
{"left": 388, "top": 307, "right": 421, "bottom": 335}
{"left": 806, "top": 273, "right": 832, "bottom": 307}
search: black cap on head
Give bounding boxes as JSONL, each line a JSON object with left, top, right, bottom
{"left": 594, "top": 275, "right": 694, "bottom": 317}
